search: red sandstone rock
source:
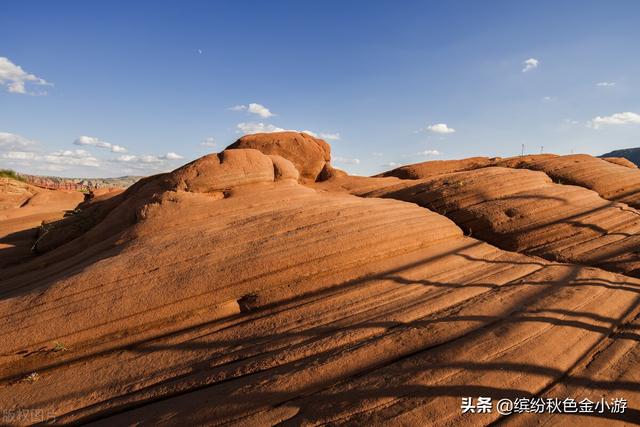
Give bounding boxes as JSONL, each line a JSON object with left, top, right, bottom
{"left": 227, "top": 131, "right": 331, "bottom": 182}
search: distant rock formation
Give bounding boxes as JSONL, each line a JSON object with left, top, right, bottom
{"left": 600, "top": 147, "right": 640, "bottom": 167}
{"left": 18, "top": 174, "right": 142, "bottom": 191}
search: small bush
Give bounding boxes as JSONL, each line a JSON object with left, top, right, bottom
{"left": 0, "top": 169, "right": 26, "bottom": 182}
{"left": 53, "top": 341, "right": 68, "bottom": 352}
{"left": 23, "top": 372, "right": 40, "bottom": 383}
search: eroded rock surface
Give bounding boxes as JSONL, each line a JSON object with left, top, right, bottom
{"left": 347, "top": 166, "right": 640, "bottom": 277}
{"left": 227, "top": 131, "right": 331, "bottom": 182}
{"left": 1, "top": 143, "right": 639, "bottom": 426}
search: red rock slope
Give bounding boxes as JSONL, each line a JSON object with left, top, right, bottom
{"left": 385, "top": 153, "right": 640, "bottom": 209}
{"left": 0, "top": 135, "right": 638, "bottom": 426}
{"left": 499, "top": 154, "right": 640, "bottom": 209}
{"left": 0, "top": 178, "right": 84, "bottom": 267}
{"left": 338, "top": 166, "right": 640, "bottom": 277}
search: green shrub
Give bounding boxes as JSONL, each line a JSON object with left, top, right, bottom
{"left": 0, "top": 169, "right": 26, "bottom": 182}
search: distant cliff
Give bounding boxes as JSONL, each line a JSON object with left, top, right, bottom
{"left": 18, "top": 174, "right": 142, "bottom": 191}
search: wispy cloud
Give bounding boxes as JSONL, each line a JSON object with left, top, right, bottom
{"left": 201, "top": 137, "right": 216, "bottom": 147}
{"left": 0, "top": 131, "right": 188, "bottom": 174}
{"left": 115, "top": 154, "right": 138, "bottom": 162}
{"left": 300, "top": 130, "right": 340, "bottom": 141}
{"left": 236, "top": 123, "right": 341, "bottom": 142}
{"left": 0, "top": 57, "right": 51, "bottom": 95}
{"left": 229, "top": 103, "right": 274, "bottom": 118}
{"left": 248, "top": 103, "right": 274, "bottom": 118}
{"left": 116, "top": 152, "right": 184, "bottom": 163}
{"left": 382, "top": 161, "right": 402, "bottom": 168}
{"left": 45, "top": 149, "right": 101, "bottom": 167}
{"left": 231, "top": 104, "right": 339, "bottom": 140}
{"left": 588, "top": 112, "right": 640, "bottom": 129}
{"left": 0, "top": 132, "right": 38, "bottom": 151}
{"left": 522, "top": 58, "right": 539, "bottom": 73}
{"left": 427, "top": 123, "right": 456, "bottom": 134}
{"left": 417, "top": 150, "right": 441, "bottom": 156}
{"left": 319, "top": 132, "right": 340, "bottom": 141}
{"left": 0, "top": 131, "right": 39, "bottom": 166}
{"left": 596, "top": 81, "right": 616, "bottom": 87}
{"left": 237, "top": 122, "right": 286, "bottom": 134}
{"left": 74, "top": 135, "right": 127, "bottom": 153}
{"left": 160, "top": 152, "right": 184, "bottom": 160}
{"left": 333, "top": 156, "right": 360, "bottom": 165}
{"left": 1, "top": 147, "right": 101, "bottom": 168}
{"left": 111, "top": 153, "right": 174, "bottom": 173}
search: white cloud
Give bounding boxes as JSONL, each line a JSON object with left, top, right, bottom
{"left": 160, "top": 152, "right": 184, "bottom": 160}
{"left": 371, "top": 152, "right": 383, "bottom": 157}
{"left": 110, "top": 144, "right": 127, "bottom": 153}
{"left": 522, "top": 58, "right": 539, "bottom": 72}
{"left": 0, "top": 132, "right": 39, "bottom": 167}
{"left": 110, "top": 153, "right": 173, "bottom": 173}
{"left": 319, "top": 132, "right": 340, "bottom": 141}
{"left": 383, "top": 161, "right": 402, "bottom": 168}
{"left": 1, "top": 133, "right": 102, "bottom": 171}
{"left": 140, "top": 155, "right": 163, "bottom": 164}
{"left": 44, "top": 149, "right": 100, "bottom": 167}
{"left": 427, "top": 123, "right": 456, "bottom": 134}
{"left": 53, "top": 149, "right": 92, "bottom": 157}
{"left": 236, "top": 122, "right": 341, "bottom": 142}
{"left": 237, "top": 122, "right": 287, "bottom": 134}
{"left": 0, "top": 57, "right": 51, "bottom": 95}
{"left": 74, "top": 135, "right": 108, "bottom": 148}
{"left": 230, "top": 103, "right": 275, "bottom": 118}
{"left": 201, "top": 137, "right": 216, "bottom": 147}
{"left": 588, "top": 112, "right": 640, "bottom": 129}
{"left": 116, "top": 154, "right": 138, "bottom": 162}
{"left": 417, "top": 150, "right": 441, "bottom": 156}
{"left": 74, "top": 135, "right": 128, "bottom": 153}
{"left": 596, "top": 81, "right": 616, "bottom": 87}
{"left": 542, "top": 96, "right": 556, "bottom": 102}
{"left": 0, "top": 132, "right": 38, "bottom": 151}
{"left": 116, "top": 152, "right": 183, "bottom": 164}
{"left": 300, "top": 130, "right": 340, "bottom": 141}
{"left": 0, "top": 151, "right": 36, "bottom": 160}
{"left": 333, "top": 156, "right": 360, "bottom": 165}
{"left": 248, "top": 103, "right": 274, "bottom": 118}
{"left": 34, "top": 164, "right": 65, "bottom": 172}
{"left": 115, "top": 154, "right": 160, "bottom": 164}
{"left": 563, "top": 118, "right": 580, "bottom": 125}
{"left": 0, "top": 132, "right": 182, "bottom": 174}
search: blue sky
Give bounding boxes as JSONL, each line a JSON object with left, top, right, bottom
{"left": 2, "top": 0, "right": 640, "bottom": 177}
